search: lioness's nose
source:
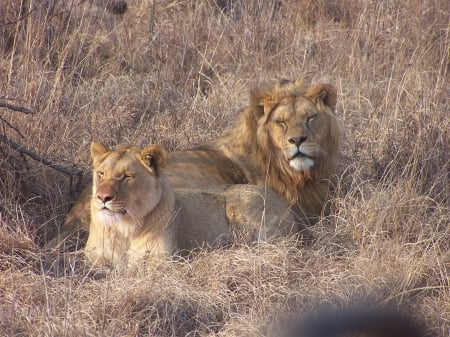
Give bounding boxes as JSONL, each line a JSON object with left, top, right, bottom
{"left": 97, "top": 192, "right": 114, "bottom": 204}
{"left": 288, "top": 136, "right": 307, "bottom": 147}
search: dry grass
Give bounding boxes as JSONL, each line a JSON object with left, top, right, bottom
{"left": 0, "top": 0, "right": 449, "bottom": 336}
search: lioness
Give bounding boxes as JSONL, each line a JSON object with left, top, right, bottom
{"left": 52, "top": 77, "right": 339, "bottom": 246}
{"left": 86, "top": 141, "right": 306, "bottom": 267}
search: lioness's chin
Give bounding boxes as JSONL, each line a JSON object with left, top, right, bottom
{"left": 94, "top": 209, "right": 125, "bottom": 224}
{"left": 289, "top": 157, "right": 314, "bottom": 172}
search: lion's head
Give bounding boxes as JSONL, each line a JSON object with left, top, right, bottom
{"left": 89, "top": 141, "right": 168, "bottom": 238}
{"left": 220, "top": 78, "right": 340, "bottom": 219}
{"left": 253, "top": 79, "right": 339, "bottom": 179}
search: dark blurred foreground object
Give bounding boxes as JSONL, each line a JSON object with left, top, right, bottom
{"left": 283, "top": 308, "right": 428, "bottom": 337}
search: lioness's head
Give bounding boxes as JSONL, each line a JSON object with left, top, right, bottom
{"left": 90, "top": 141, "right": 167, "bottom": 237}
{"left": 250, "top": 78, "right": 340, "bottom": 178}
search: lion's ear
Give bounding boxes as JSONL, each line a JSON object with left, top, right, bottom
{"left": 259, "top": 93, "right": 280, "bottom": 115}
{"left": 141, "top": 144, "right": 167, "bottom": 174}
{"left": 250, "top": 80, "right": 282, "bottom": 116}
{"left": 305, "top": 84, "right": 337, "bottom": 111}
{"left": 90, "top": 141, "right": 109, "bottom": 161}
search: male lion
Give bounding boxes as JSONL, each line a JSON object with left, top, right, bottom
{"left": 51, "top": 77, "right": 339, "bottom": 246}
{"left": 165, "top": 78, "right": 340, "bottom": 222}
{"left": 86, "top": 141, "right": 306, "bottom": 267}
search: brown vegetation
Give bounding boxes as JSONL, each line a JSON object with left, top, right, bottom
{"left": 0, "top": 0, "right": 448, "bottom": 336}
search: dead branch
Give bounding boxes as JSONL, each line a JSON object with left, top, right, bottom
{"left": 0, "top": 134, "right": 82, "bottom": 178}
{"left": 0, "top": 99, "right": 33, "bottom": 137}
{"left": 0, "top": 99, "right": 83, "bottom": 196}
{"left": 0, "top": 117, "right": 25, "bottom": 139}
{"left": 0, "top": 102, "right": 34, "bottom": 115}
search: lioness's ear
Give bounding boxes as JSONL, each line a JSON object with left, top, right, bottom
{"left": 90, "top": 141, "right": 109, "bottom": 160}
{"left": 141, "top": 144, "right": 167, "bottom": 174}
{"left": 305, "top": 84, "right": 337, "bottom": 111}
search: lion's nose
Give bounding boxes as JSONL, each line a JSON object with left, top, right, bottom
{"left": 288, "top": 136, "right": 307, "bottom": 147}
{"left": 97, "top": 192, "right": 114, "bottom": 204}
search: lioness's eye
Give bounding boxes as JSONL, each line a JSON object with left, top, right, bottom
{"left": 97, "top": 171, "right": 104, "bottom": 179}
{"left": 275, "top": 119, "right": 286, "bottom": 126}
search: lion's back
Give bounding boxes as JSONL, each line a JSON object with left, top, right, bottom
{"left": 166, "top": 148, "right": 248, "bottom": 189}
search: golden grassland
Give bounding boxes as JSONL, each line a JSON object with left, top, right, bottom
{"left": 0, "top": 0, "right": 448, "bottom": 336}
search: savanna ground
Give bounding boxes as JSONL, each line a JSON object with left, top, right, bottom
{"left": 0, "top": 0, "right": 448, "bottom": 336}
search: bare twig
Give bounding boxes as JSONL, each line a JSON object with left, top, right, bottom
{"left": 0, "top": 135, "right": 82, "bottom": 179}
{"left": 0, "top": 99, "right": 83, "bottom": 196}
{"left": 0, "top": 102, "right": 34, "bottom": 115}
{"left": 0, "top": 117, "right": 25, "bottom": 139}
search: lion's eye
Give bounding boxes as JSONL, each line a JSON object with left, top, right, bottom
{"left": 97, "top": 171, "right": 104, "bottom": 179}
{"left": 275, "top": 120, "right": 287, "bottom": 127}
{"left": 307, "top": 115, "right": 317, "bottom": 124}
{"left": 123, "top": 173, "right": 134, "bottom": 181}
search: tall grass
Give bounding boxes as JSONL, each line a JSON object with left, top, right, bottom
{"left": 0, "top": 0, "right": 448, "bottom": 336}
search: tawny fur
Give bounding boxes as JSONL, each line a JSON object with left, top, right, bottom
{"left": 86, "top": 142, "right": 306, "bottom": 268}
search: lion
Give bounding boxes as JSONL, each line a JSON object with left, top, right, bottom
{"left": 165, "top": 78, "right": 340, "bottom": 222}
{"left": 50, "top": 77, "right": 339, "bottom": 247}
{"left": 86, "top": 141, "right": 307, "bottom": 267}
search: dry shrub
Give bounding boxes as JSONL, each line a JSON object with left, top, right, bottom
{"left": 0, "top": 0, "right": 448, "bottom": 336}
